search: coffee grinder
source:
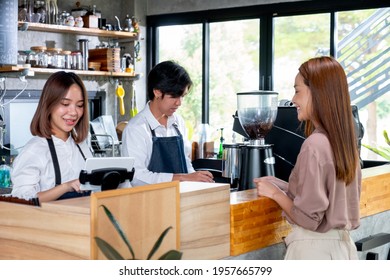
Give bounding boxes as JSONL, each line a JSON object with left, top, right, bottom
{"left": 236, "top": 90, "right": 278, "bottom": 190}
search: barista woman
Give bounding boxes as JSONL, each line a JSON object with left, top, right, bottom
{"left": 121, "top": 60, "right": 214, "bottom": 186}
{"left": 255, "top": 56, "right": 361, "bottom": 259}
{"left": 11, "top": 71, "right": 92, "bottom": 202}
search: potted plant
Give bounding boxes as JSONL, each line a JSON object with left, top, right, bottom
{"left": 95, "top": 205, "right": 182, "bottom": 260}
{"left": 362, "top": 130, "right": 390, "bottom": 161}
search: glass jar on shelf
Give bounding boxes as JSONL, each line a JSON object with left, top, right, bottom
{"left": 30, "top": 46, "right": 48, "bottom": 68}
{"left": 17, "top": 50, "right": 28, "bottom": 65}
{"left": 46, "top": 48, "right": 63, "bottom": 68}
{"left": 62, "top": 50, "right": 72, "bottom": 69}
{"left": 71, "top": 51, "right": 83, "bottom": 70}
{"left": 27, "top": 50, "right": 36, "bottom": 67}
{"left": 35, "top": 0, "right": 47, "bottom": 23}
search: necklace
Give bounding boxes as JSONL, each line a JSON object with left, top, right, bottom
{"left": 157, "top": 114, "right": 168, "bottom": 121}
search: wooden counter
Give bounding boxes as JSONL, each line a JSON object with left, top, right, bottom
{"left": 229, "top": 164, "right": 390, "bottom": 256}
{"left": 0, "top": 164, "right": 388, "bottom": 259}
{"left": 0, "top": 181, "right": 230, "bottom": 260}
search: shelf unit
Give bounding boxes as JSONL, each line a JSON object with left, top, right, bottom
{"left": 14, "top": 22, "right": 141, "bottom": 80}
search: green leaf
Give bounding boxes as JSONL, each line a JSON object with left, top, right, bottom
{"left": 96, "top": 205, "right": 182, "bottom": 260}
{"left": 362, "top": 144, "right": 390, "bottom": 161}
{"left": 147, "top": 226, "right": 173, "bottom": 260}
{"left": 384, "top": 130, "right": 389, "bottom": 146}
{"left": 100, "top": 205, "right": 136, "bottom": 259}
{"left": 94, "top": 237, "right": 125, "bottom": 260}
{"left": 158, "top": 250, "right": 183, "bottom": 260}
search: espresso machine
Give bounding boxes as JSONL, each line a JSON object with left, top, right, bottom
{"left": 235, "top": 90, "right": 278, "bottom": 190}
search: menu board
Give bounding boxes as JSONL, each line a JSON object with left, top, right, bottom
{"left": 0, "top": 0, "right": 17, "bottom": 65}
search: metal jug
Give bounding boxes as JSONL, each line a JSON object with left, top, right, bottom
{"left": 222, "top": 143, "right": 241, "bottom": 189}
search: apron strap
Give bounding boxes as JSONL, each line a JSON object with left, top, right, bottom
{"left": 47, "top": 138, "right": 61, "bottom": 186}
{"left": 150, "top": 125, "right": 156, "bottom": 137}
{"left": 47, "top": 138, "right": 86, "bottom": 185}
{"left": 172, "top": 123, "right": 182, "bottom": 136}
{"left": 47, "top": 137, "right": 91, "bottom": 200}
{"left": 76, "top": 143, "right": 87, "bottom": 161}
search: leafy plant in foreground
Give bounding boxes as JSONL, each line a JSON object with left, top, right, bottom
{"left": 362, "top": 130, "right": 390, "bottom": 161}
{"left": 95, "top": 205, "right": 182, "bottom": 260}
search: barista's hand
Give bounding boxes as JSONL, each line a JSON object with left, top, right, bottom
{"left": 38, "top": 179, "right": 83, "bottom": 203}
{"left": 173, "top": 170, "right": 214, "bottom": 183}
{"left": 66, "top": 179, "right": 82, "bottom": 192}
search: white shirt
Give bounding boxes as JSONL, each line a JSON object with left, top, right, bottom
{"left": 121, "top": 102, "right": 195, "bottom": 186}
{"left": 11, "top": 135, "right": 93, "bottom": 200}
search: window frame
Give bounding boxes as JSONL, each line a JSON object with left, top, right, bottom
{"left": 147, "top": 0, "right": 389, "bottom": 123}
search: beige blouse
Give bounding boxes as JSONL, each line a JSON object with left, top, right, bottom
{"left": 286, "top": 129, "right": 361, "bottom": 233}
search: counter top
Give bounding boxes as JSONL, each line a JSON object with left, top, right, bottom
{"left": 39, "top": 181, "right": 229, "bottom": 215}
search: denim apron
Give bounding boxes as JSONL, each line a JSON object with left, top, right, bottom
{"left": 47, "top": 138, "right": 91, "bottom": 200}
{"left": 147, "top": 123, "right": 188, "bottom": 174}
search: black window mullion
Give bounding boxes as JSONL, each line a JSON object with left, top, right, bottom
{"left": 259, "top": 15, "right": 273, "bottom": 91}
{"left": 202, "top": 21, "right": 210, "bottom": 124}
{"left": 330, "top": 12, "right": 337, "bottom": 58}
{"left": 146, "top": 26, "right": 158, "bottom": 78}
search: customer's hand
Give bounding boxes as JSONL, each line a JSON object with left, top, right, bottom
{"left": 254, "top": 177, "right": 282, "bottom": 199}
{"left": 254, "top": 176, "right": 288, "bottom": 192}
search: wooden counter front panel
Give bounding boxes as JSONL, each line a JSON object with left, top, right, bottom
{"left": 0, "top": 201, "right": 90, "bottom": 260}
{"left": 230, "top": 190, "right": 291, "bottom": 256}
{"left": 360, "top": 170, "right": 390, "bottom": 218}
{"left": 180, "top": 183, "right": 231, "bottom": 260}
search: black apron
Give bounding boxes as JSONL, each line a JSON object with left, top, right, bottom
{"left": 147, "top": 123, "right": 188, "bottom": 174}
{"left": 47, "top": 138, "right": 91, "bottom": 200}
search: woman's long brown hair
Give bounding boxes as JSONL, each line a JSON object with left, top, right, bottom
{"left": 30, "top": 71, "right": 89, "bottom": 143}
{"left": 299, "top": 56, "right": 359, "bottom": 185}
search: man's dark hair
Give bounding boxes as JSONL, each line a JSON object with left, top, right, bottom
{"left": 147, "top": 60, "right": 193, "bottom": 100}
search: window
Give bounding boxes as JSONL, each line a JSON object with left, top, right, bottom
{"left": 157, "top": 24, "right": 203, "bottom": 142}
{"left": 209, "top": 19, "right": 260, "bottom": 145}
{"left": 336, "top": 9, "right": 390, "bottom": 160}
{"left": 273, "top": 13, "right": 330, "bottom": 101}
{"left": 150, "top": 3, "right": 389, "bottom": 162}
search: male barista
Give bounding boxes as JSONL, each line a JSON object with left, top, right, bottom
{"left": 121, "top": 61, "right": 214, "bottom": 186}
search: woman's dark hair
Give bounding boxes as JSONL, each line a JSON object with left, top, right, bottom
{"left": 299, "top": 56, "right": 359, "bottom": 185}
{"left": 30, "top": 71, "right": 89, "bottom": 143}
{"left": 147, "top": 60, "right": 193, "bottom": 100}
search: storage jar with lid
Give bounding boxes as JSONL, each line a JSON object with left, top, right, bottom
{"left": 17, "top": 50, "right": 28, "bottom": 65}
{"left": 62, "top": 50, "right": 72, "bottom": 69}
{"left": 46, "top": 48, "right": 64, "bottom": 68}
{"left": 71, "top": 51, "right": 83, "bottom": 70}
{"left": 30, "top": 46, "right": 48, "bottom": 67}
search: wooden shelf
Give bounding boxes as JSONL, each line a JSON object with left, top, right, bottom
{"left": 31, "top": 67, "right": 140, "bottom": 78}
{"left": 0, "top": 66, "right": 140, "bottom": 80}
{"left": 19, "top": 21, "right": 139, "bottom": 40}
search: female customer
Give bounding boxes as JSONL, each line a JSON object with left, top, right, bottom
{"left": 255, "top": 56, "right": 361, "bottom": 259}
{"left": 11, "top": 71, "right": 92, "bottom": 202}
{"left": 121, "top": 60, "right": 214, "bottom": 186}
